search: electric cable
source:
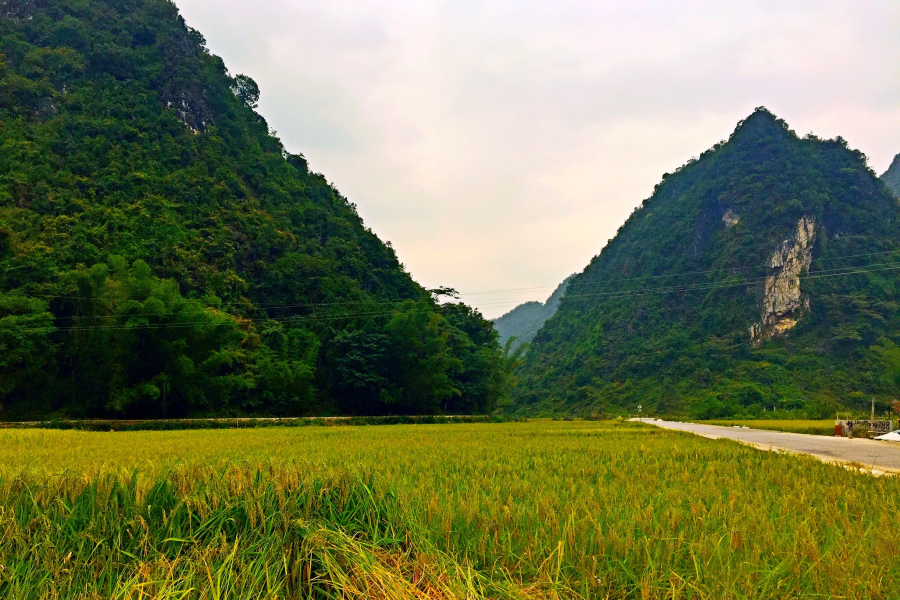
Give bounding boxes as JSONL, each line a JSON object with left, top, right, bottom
{"left": 3, "top": 247, "right": 900, "bottom": 313}
{"left": 7, "top": 264, "right": 900, "bottom": 333}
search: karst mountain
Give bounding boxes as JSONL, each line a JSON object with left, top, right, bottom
{"left": 493, "top": 276, "right": 573, "bottom": 351}
{"left": 883, "top": 153, "right": 900, "bottom": 198}
{"left": 515, "top": 109, "right": 900, "bottom": 418}
{"left": 0, "top": 0, "right": 513, "bottom": 419}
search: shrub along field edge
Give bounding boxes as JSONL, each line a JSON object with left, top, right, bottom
{"left": 0, "top": 414, "right": 508, "bottom": 432}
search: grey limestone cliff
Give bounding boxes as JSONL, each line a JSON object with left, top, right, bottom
{"left": 750, "top": 216, "right": 816, "bottom": 345}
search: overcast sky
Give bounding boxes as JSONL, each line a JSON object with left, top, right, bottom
{"left": 175, "top": 0, "right": 900, "bottom": 318}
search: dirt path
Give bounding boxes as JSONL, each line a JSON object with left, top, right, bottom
{"left": 635, "top": 419, "right": 900, "bottom": 475}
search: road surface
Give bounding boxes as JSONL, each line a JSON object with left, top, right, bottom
{"left": 635, "top": 419, "right": 900, "bottom": 475}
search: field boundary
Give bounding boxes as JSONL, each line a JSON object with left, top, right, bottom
{"left": 0, "top": 414, "right": 502, "bottom": 431}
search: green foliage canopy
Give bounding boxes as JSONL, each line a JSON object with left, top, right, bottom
{"left": 0, "top": 0, "right": 514, "bottom": 418}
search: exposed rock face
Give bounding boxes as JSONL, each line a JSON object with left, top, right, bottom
{"left": 166, "top": 95, "right": 209, "bottom": 133}
{"left": 160, "top": 21, "right": 212, "bottom": 133}
{"left": 750, "top": 216, "right": 816, "bottom": 345}
{"left": 1, "top": 0, "right": 34, "bottom": 23}
{"left": 722, "top": 209, "right": 740, "bottom": 227}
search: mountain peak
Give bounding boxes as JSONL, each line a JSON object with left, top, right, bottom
{"left": 730, "top": 107, "right": 794, "bottom": 145}
{"left": 515, "top": 112, "right": 900, "bottom": 418}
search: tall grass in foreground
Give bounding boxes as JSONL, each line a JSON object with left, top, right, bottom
{"left": 0, "top": 466, "right": 526, "bottom": 599}
{"left": 0, "top": 421, "right": 898, "bottom": 598}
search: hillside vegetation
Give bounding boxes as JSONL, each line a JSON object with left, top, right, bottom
{"left": 883, "top": 152, "right": 900, "bottom": 197}
{"left": 0, "top": 0, "right": 514, "bottom": 419}
{"left": 515, "top": 109, "right": 900, "bottom": 418}
{"left": 493, "top": 275, "right": 573, "bottom": 350}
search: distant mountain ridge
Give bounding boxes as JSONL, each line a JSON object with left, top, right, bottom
{"left": 493, "top": 276, "right": 573, "bottom": 350}
{"left": 882, "top": 153, "right": 900, "bottom": 197}
{"left": 514, "top": 109, "right": 900, "bottom": 419}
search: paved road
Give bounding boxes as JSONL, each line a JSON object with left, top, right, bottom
{"left": 635, "top": 419, "right": 900, "bottom": 474}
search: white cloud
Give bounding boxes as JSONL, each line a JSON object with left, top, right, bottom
{"left": 175, "top": 0, "right": 900, "bottom": 317}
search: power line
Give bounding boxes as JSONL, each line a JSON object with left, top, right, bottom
{"left": 10, "top": 305, "right": 446, "bottom": 332}
{"left": 457, "top": 249, "right": 900, "bottom": 296}
{"left": 3, "top": 248, "right": 900, "bottom": 314}
{"left": 560, "top": 249, "right": 900, "bottom": 294}
{"left": 559, "top": 263, "right": 900, "bottom": 303}
{"left": 8, "top": 263, "right": 900, "bottom": 333}
{"left": 5, "top": 256, "right": 900, "bottom": 325}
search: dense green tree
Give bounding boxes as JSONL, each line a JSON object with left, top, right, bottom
{"left": 0, "top": 293, "right": 55, "bottom": 405}
{"left": 441, "top": 302, "right": 519, "bottom": 414}
{"left": 324, "top": 327, "right": 392, "bottom": 415}
{"left": 382, "top": 300, "right": 461, "bottom": 414}
{"left": 57, "top": 257, "right": 253, "bottom": 417}
{"left": 230, "top": 74, "right": 259, "bottom": 109}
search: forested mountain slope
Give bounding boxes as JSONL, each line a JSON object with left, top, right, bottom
{"left": 0, "top": 0, "right": 513, "bottom": 419}
{"left": 514, "top": 109, "right": 900, "bottom": 418}
{"left": 883, "top": 153, "right": 900, "bottom": 197}
{"left": 493, "top": 276, "right": 573, "bottom": 350}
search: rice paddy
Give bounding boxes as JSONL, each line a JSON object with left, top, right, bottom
{"left": 696, "top": 420, "right": 841, "bottom": 436}
{"left": 1, "top": 420, "right": 898, "bottom": 599}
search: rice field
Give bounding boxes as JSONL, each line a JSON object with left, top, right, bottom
{"left": 695, "top": 420, "right": 839, "bottom": 436}
{"left": 1, "top": 420, "right": 898, "bottom": 599}
{"left": 697, "top": 418, "right": 900, "bottom": 437}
